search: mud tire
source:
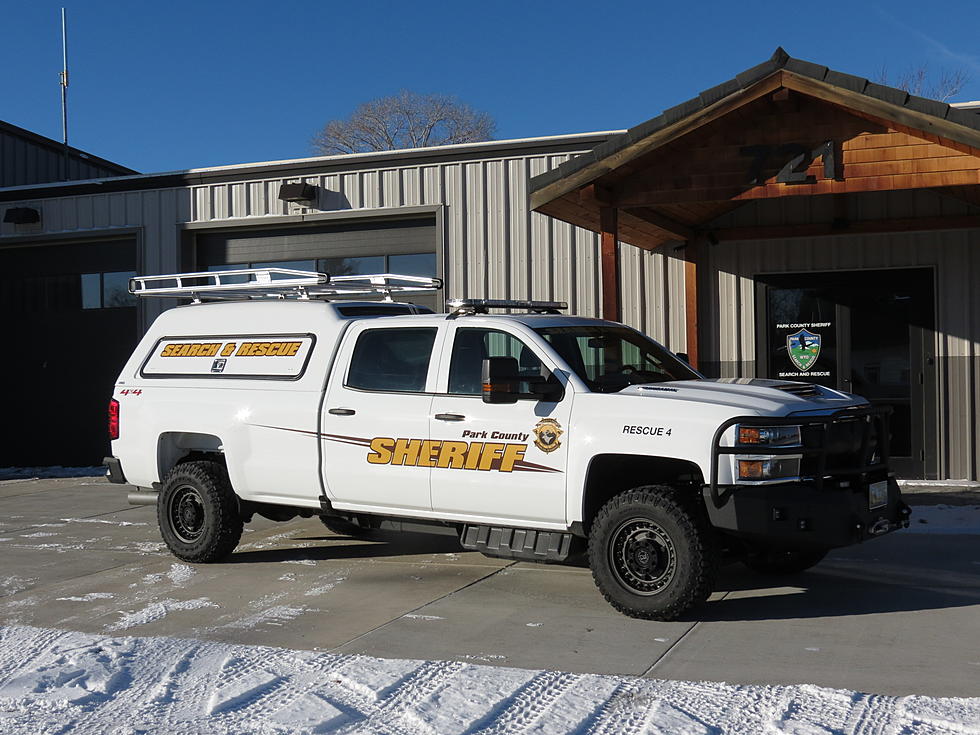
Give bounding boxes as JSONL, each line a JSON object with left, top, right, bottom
{"left": 158, "top": 460, "right": 242, "bottom": 563}
{"left": 588, "top": 486, "right": 717, "bottom": 621}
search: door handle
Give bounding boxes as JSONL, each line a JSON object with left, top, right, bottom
{"left": 328, "top": 408, "right": 356, "bottom": 416}
{"left": 434, "top": 413, "right": 466, "bottom": 422}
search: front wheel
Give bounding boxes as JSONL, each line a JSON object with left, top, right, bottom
{"left": 588, "top": 486, "right": 717, "bottom": 621}
{"left": 158, "top": 460, "right": 243, "bottom": 563}
{"left": 743, "top": 548, "right": 827, "bottom": 575}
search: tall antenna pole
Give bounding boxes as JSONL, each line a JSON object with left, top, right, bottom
{"left": 60, "top": 8, "right": 69, "bottom": 179}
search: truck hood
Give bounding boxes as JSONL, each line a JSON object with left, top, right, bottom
{"left": 617, "top": 378, "right": 865, "bottom": 415}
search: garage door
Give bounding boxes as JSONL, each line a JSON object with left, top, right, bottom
{"left": 189, "top": 217, "right": 440, "bottom": 310}
{"left": 0, "top": 239, "right": 138, "bottom": 468}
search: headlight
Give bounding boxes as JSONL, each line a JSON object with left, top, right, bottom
{"left": 735, "top": 455, "right": 802, "bottom": 483}
{"left": 736, "top": 424, "right": 801, "bottom": 447}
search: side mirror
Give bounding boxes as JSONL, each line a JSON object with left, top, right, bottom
{"left": 481, "top": 357, "right": 521, "bottom": 404}
{"left": 532, "top": 368, "right": 565, "bottom": 403}
{"left": 675, "top": 352, "right": 690, "bottom": 364}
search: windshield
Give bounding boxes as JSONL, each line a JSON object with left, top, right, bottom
{"left": 535, "top": 325, "right": 700, "bottom": 393}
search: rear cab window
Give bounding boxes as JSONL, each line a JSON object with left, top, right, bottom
{"left": 346, "top": 327, "right": 438, "bottom": 393}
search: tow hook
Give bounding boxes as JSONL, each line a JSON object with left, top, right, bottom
{"left": 868, "top": 518, "right": 892, "bottom": 536}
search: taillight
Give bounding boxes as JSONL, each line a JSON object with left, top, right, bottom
{"left": 108, "top": 398, "right": 120, "bottom": 440}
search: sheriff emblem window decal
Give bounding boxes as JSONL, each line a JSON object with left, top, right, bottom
{"left": 786, "top": 328, "right": 821, "bottom": 373}
{"left": 532, "top": 418, "right": 563, "bottom": 453}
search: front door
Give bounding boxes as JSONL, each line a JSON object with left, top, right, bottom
{"left": 758, "top": 268, "right": 936, "bottom": 479}
{"left": 429, "top": 326, "right": 571, "bottom": 526}
{"left": 321, "top": 323, "right": 440, "bottom": 512}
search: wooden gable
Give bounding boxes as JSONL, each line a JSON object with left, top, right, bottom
{"left": 614, "top": 91, "right": 980, "bottom": 208}
{"left": 533, "top": 70, "right": 980, "bottom": 252}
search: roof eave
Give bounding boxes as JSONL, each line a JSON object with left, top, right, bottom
{"left": 530, "top": 62, "right": 980, "bottom": 215}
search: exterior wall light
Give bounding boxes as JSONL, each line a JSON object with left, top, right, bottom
{"left": 277, "top": 183, "right": 318, "bottom": 203}
{"left": 3, "top": 207, "right": 41, "bottom": 224}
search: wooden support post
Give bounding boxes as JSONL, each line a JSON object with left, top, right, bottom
{"left": 683, "top": 240, "right": 699, "bottom": 370}
{"left": 600, "top": 206, "right": 620, "bottom": 322}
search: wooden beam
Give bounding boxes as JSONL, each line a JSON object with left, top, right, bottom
{"left": 712, "top": 214, "right": 980, "bottom": 242}
{"left": 579, "top": 183, "right": 615, "bottom": 206}
{"left": 600, "top": 206, "right": 620, "bottom": 321}
{"left": 624, "top": 207, "right": 696, "bottom": 241}
{"left": 684, "top": 240, "right": 699, "bottom": 370}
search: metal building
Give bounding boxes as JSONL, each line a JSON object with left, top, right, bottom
{"left": 1, "top": 119, "right": 135, "bottom": 187}
{"left": 0, "top": 132, "right": 635, "bottom": 466}
{"left": 1, "top": 49, "right": 979, "bottom": 482}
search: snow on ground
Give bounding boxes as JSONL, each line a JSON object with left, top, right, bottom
{"left": 906, "top": 505, "right": 980, "bottom": 534}
{"left": 0, "top": 466, "right": 106, "bottom": 481}
{"left": 0, "top": 624, "right": 976, "bottom": 735}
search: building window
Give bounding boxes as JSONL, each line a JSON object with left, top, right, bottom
{"left": 81, "top": 271, "right": 137, "bottom": 309}
{"left": 319, "top": 256, "right": 385, "bottom": 276}
{"left": 205, "top": 254, "right": 435, "bottom": 280}
{"left": 388, "top": 253, "right": 436, "bottom": 277}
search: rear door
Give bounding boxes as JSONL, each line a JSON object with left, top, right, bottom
{"left": 320, "top": 322, "right": 442, "bottom": 513}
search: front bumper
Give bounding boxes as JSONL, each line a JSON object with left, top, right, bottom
{"left": 703, "top": 475, "right": 910, "bottom": 549}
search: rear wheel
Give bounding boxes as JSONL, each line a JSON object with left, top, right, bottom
{"left": 743, "top": 548, "right": 827, "bottom": 575}
{"left": 158, "top": 460, "right": 242, "bottom": 563}
{"left": 588, "top": 486, "right": 717, "bottom": 621}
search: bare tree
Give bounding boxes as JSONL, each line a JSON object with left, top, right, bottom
{"left": 874, "top": 64, "right": 970, "bottom": 102}
{"left": 312, "top": 91, "right": 495, "bottom": 155}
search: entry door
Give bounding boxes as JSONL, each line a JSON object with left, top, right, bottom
{"left": 758, "top": 268, "right": 936, "bottom": 478}
{"left": 429, "top": 326, "right": 570, "bottom": 526}
{"left": 321, "top": 324, "right": 440, "bottom": 512}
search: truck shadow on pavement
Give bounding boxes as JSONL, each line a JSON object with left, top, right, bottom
{"left": 691, "top": 570, "right": 980, "bottom": 622}
{"left": 226, "top": 531, "right": 465, "bottom": 563}
{"left": 691, "top": 542, "right": 980, "bottom": 622}
{"left": 223, "top": 528, "right": 979, "bottom": 622}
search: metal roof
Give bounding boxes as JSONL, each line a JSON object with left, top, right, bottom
{"left": 0, "top": 131, "right": 622, "bottom": 202}
{"left": 0, "top": 119, "right": 137, "bottom": 180}
{"left": 529, "top": 47, "right": 980, "bottom": 206}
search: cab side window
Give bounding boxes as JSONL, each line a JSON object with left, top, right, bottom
{"left": 347, "top": 328, "right": 437, "bottom": 392}
{"left": 448, "top": 328, "right": 543, "bottom": 396}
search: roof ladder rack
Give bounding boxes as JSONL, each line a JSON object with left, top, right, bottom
{"left": 129, "top": 269, "right": 442, "bottom": 303}
{"left": 447, "top": 298, "right": 567, "bottom": 315}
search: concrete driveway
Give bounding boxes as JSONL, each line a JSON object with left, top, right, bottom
{"left": 1, "top": 477, "right": 977, "bottom": 698}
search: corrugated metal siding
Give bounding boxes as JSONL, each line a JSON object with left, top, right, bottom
{"left": 698, "top": 191, "right": 980, "bottom": 480}
{"left": 0, "top": 144, "right": 672, "bottom": 341}
{"left": 1, "top": 129, "right": 128, "bottom": 187}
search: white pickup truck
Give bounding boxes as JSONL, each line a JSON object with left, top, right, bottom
{"left": 105, "top": 269, "right": 909, "bottom": 620}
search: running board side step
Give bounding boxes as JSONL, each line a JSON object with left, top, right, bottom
{"left": 459, "top": 525, "right": 575, "bottom": 562}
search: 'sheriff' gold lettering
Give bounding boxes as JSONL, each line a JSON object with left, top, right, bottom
{"left": 366, "top": 437, "right": 526, "bottom": 472}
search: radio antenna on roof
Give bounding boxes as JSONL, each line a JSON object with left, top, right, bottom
{"left": 59, "top": 7, "right": 70, "bottom": 180}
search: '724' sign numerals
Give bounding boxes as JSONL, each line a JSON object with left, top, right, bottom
{"left": 739, "top": 140, "right": 842, "bottom": 186}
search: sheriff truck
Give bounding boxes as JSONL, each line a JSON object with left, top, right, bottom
{"left": 104, "top": 268, "right": 910, "bottom": 620}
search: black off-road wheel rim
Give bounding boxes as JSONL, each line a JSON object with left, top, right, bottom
{"left": 608, "top": 517, "right": 677, "bottom": 596}
{"left": 168, "top": 485, "right": 207, "bottom": 544}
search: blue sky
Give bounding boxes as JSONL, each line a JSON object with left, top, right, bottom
{"left": 4, "top": 0, "right": 980, "bottom": 174}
